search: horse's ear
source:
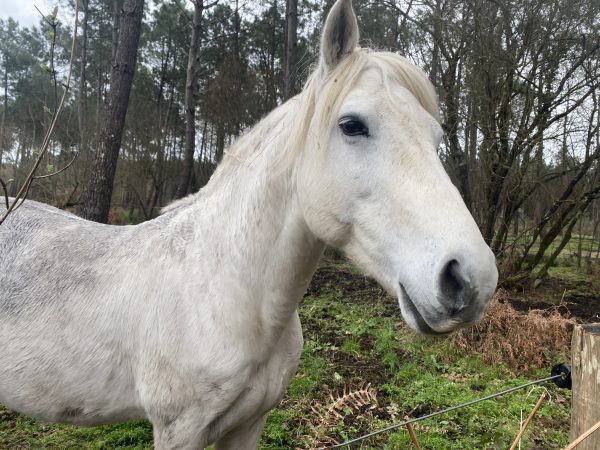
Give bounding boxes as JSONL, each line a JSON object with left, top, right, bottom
{"left": 320, "top": 0, "right": 359, "bottom": 72}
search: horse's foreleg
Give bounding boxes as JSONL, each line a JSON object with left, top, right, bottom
{"left": 214, "top": 413, "right": 268, "bottom": 450}
{"left": 151, "top": 407, "right": 209, "bottom": 450}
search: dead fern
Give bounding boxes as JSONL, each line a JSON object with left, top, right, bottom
{"left": 450, "top": 290, "right": 573, "bottom": 371}
{"left": 303, "top": 382, "right": 378, "bottom": 449}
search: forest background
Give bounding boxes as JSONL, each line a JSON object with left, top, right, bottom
{"left": 1, "top": 1, "right": 599, "bottom": 447}
{"left": 0, "top": 0, "right": 599, "bottom": 284}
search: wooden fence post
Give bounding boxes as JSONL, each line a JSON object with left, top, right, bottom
{"left": 570, "top": 323, "right": 600, "bottom": 450}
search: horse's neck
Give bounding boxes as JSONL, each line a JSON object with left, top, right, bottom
{"left": 181, "top": 101, "right": 325, "bottom": 336}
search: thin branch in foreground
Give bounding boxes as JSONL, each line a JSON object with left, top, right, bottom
{"left": 0, "top": 178, "right": 9, "bottom": 209}
{"left": 0, "top": 2, "right": 79, "bottom": 225}
{"left": 33, "top": 153, "right": 78, "bottom": 180}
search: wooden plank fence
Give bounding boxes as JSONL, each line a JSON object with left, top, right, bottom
{"left": 570, "top": 323, "right": 600, "bottom": 450}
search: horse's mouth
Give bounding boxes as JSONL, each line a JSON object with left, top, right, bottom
{"left": 398, "top": 284, "right": 448, "bottom": 336}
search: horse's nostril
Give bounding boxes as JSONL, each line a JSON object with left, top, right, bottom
{"left": 440, "top": 259, "right": 471, "bottom": 310}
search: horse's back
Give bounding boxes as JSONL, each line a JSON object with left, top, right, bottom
{"left": 0, "top": 200, "right": 146, "bottom": 423}
{"left": 1, "top": 198, "right": 100, "bottom": 256}
{"left": 0, "top": 200, "right": 117, "bottom": 313}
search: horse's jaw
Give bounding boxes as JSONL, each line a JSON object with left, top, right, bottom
{"left": 341, "top": 233, "right": 498, "bottom": 336}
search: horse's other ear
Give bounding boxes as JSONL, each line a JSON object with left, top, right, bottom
{"left": 320, "top": 0, "right": 359, "bottom": 72}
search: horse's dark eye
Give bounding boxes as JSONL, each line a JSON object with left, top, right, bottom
{"left": 339, "top": 117, "right": 369, "bottom": 137}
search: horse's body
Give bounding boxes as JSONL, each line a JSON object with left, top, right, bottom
{"left": 0, "top": 100, "right": 315, "bottom": 447}
{"left": 0, "top": 1, "right": 498, "bottom": 448}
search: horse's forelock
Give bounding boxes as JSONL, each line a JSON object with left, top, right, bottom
{"left": 280, "top": 49, "right": 439, "bottom": 167}
{"left": 370, "top": 51, "right": 440, "bottom": 123}
{"left": 276, "top": 51, "right": 369, "bottom": 168}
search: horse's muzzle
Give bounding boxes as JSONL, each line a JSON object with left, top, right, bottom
{"left": 397, "top": 254, "right": 498, "bottom": 335}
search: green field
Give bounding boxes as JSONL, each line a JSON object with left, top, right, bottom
{"left": 0, "top": 261, "right": 574, "bottom": 449}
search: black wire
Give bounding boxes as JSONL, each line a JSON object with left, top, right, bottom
{"left": 328, "top": 373, "right": 563, "bottom": 449}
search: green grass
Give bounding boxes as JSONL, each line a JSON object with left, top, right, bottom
{"left": 1, "top": 264, "right": 573, "bottom": 449}
{"left": 0, "top": 411, "right": 153, "bottom": 449}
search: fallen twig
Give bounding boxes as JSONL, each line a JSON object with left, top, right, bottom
{"left": 404, "top": 415, "right": 422, "bottom": 450}
{"left": 509, "top": 392, "right": 546, "bottom": 450}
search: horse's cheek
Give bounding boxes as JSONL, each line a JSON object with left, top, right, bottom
{"left": 296, "top": 176, "right": 349, "bottom": 248}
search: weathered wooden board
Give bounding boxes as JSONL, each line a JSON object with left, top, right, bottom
{"left": 570, "top": 323, "right": 600, "bottom": 450}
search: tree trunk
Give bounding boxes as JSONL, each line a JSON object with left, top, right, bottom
{"left": 535, "top": 212, "right": 580, "bottom": 280}
{"left": 78, "top": 0, "right": 89, "bottom": 153}
{"left": 232, "top": 0, "right": 242, "bottom": 135}
{"left": 79, "top": 0, "right": 145, "bottom": 223}
{"left": 0, "top": 63, "right": 7, "bottom": 170}
{"left": 442, "top": 59, "right": 471, "bottom": 211}
{"left": 111, "top": 0, "right": 121, "bottom": 64}
{"left": 267, "top": 0, "right": 278, "bottom": 109}
{"left": 215, "top": 123, "right": 225, "bottom": 164}
{"left": 175, "top": 0, "right": 203, "bottom": 200}
{"left": 284, "top": 0, "right": 298, "bottom": 100}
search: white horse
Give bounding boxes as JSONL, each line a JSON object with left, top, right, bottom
{"left": 0, "top": 0, "right": 498, "bottom": 448}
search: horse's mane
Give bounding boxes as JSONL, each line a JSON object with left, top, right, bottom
{"left": 162, "top": 49, "right": 439, "bottom": 214}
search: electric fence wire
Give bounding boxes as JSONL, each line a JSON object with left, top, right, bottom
{"left": 328, "top": 371, "right": 569, "bottom": 449}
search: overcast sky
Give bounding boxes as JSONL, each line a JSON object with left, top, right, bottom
{"left": 0, "top": 0, "right": 55, "bottom": 28}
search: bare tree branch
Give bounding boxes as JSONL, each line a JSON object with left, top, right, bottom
{"left": 0, "top": 2, "right": 79, "bottom": 225}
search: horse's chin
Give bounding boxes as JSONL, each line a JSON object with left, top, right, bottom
{"left": 397, "top": 284, "right": 458, "bottom": 336}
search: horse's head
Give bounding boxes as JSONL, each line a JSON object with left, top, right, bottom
{"left": 294, "top": 0, "right": 498, "bottom": 335}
